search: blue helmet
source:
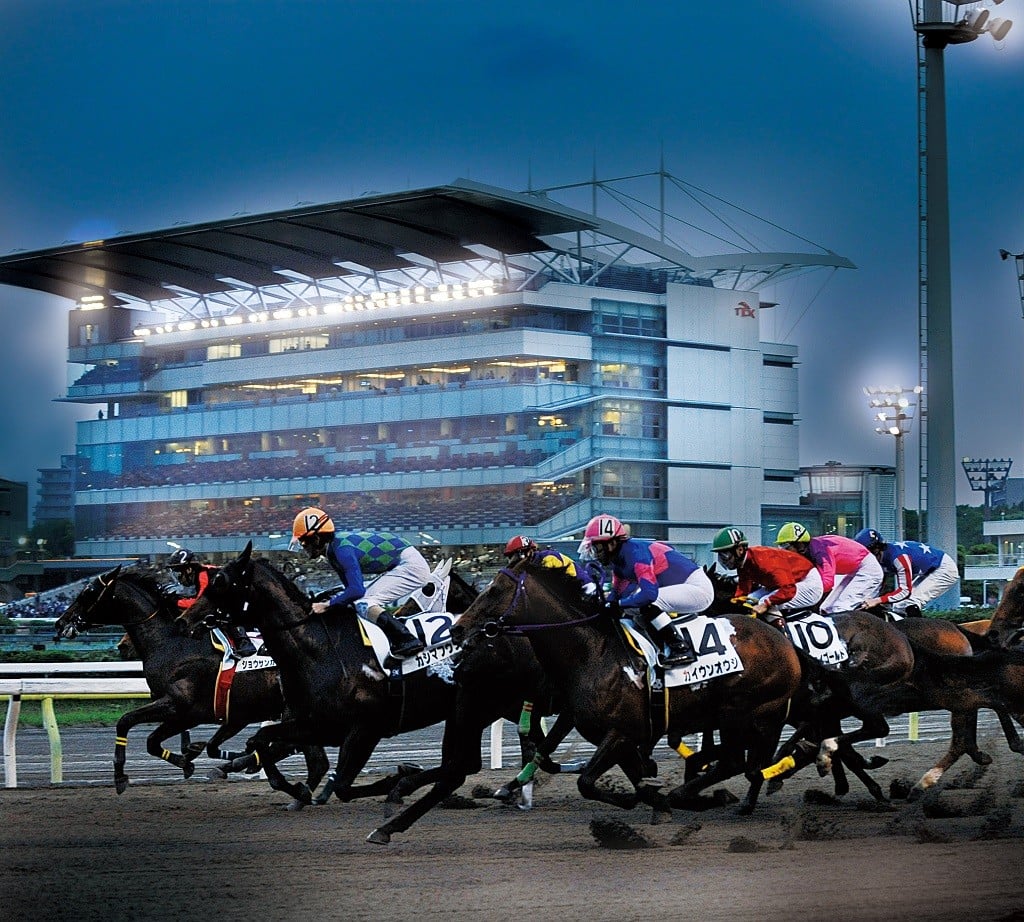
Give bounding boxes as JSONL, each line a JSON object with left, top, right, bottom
{"left": 854, "top": 528, "right": 885, "bottom": 550}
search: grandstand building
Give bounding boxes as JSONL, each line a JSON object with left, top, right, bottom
{"left": 0, "top": 177, "right": 854, "bottom": 561}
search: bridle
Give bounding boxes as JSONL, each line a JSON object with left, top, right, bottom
{"left": 202, "top": 562, "right": 320, "bottom": 636}
{"left": 475, "top": 566, "right": 604, "bottom": 640}
{"left": 63, "top": 570, "right": 159, "bottom": 634}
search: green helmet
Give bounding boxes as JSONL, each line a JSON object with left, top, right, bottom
{"left": 712, "top": 526, "right": 748, "bottom": 553}
{"left": 776, "top": 522, "right": 810, "bottom": 545}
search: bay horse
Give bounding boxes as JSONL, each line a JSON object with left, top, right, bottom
{"left": 705, "top": 566, "right": 1024, "bottom": 797}
{"left": 314, "top": 564, "right": 577, "bottom": 812}
{"left": 447, "top": 558, "right": 802, "bottom": 822}
{"left": 54, "top": 566, "right": 328, "bottom": 802}
{"left": 179, "top": 542, "right": 577, "bottom": 813}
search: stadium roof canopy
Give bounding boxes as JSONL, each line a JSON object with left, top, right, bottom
{"left": 0, "top": 178, "right": 854, "bottom": 316}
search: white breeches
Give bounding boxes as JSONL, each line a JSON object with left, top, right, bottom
{"left": 820, "top": 554, "right": 884, "bottom": 614}
{"left": 362, "top": 546, "right": 432, "bottom": 607}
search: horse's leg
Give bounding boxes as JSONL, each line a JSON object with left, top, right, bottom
{"left": 202, "top": 722, "right": 249, "bottom": 778}
{"left": 369, "top": 723, "right": 486, "bottom": 845}
{"left": 575, "top": 731, "right": 651, "bottom": 812}
{"left": 908, "top": 709, "right": 981, "bottom": 800}
{"left": 112, "top": 698, "right": 188, "bottom": 794}
{"left": 494, "top": 710, "right": 576, "bottom": 804}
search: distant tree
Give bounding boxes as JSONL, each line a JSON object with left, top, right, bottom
{"left": 27, "top": 520, "right": 75, "bottom": 557}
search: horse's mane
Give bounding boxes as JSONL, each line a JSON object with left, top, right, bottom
{"left": 990, "top": 566, "right": 1024, "bottom": 635}
{"left": 117, "top": 566, "right": 174, "bottom": 602}
{"left": 251, "top": 557, "right": 313, "bottom": 610}
{"left": 522, "top": 558, "right": 592, "bottom": 612}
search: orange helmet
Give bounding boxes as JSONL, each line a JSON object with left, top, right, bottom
{"left": 292, "top": 507, "right": 334, "bottom": 542}
{"left": 584, "top": 514, "right": 628, "bottom": 544}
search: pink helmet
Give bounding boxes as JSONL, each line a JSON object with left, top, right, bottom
{"left": 584, "top": 514, "right": 628, "bottom": 544}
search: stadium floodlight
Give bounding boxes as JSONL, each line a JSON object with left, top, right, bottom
{"left": 1000, "top": 249, "right": 1024, "bottom": 318}
{"left": 864, "top": 385, "right": 922, "bottom": 542}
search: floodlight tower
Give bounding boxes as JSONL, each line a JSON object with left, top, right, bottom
{"left": 865, "top": 385, "right": 923, "bottom": 542}
{"left": 961, "top": 457, "right": 1013, "bottom": 514}
{"left": 999, "top": 249, "right": 1024, "bottom": 318}
{"left": 911, "top": 1, "right": 1013, "bottom": 603}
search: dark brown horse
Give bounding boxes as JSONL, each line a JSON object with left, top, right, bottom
{"left": 705, "top": 567, "right": 1024, "bottom": 798}
{"left": 179, "top": 542, "right": 576, "bottom": 817}
{"left": 448, "top": 559, "right": 802, "bottom": 821}
{"left": 54, "top": 566, "right": 328, "bottom": 802}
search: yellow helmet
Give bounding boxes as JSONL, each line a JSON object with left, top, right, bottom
{"left": 292, "top": 507, "right": 334, "bottom": 542}
{"left": 776, "top": 522, "right": 810, "bottom": 545}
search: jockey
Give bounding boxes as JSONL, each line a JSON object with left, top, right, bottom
{"left": 853, "top": 529, "right": 959, "bottom": 617}
{"left": 579, "top": 513, "right": 713, "bottom": 667}
{"left": 291, "top": 507, "right": 426, "bottom": 661}
{"left": 167, "top": 547, "right": 256, "bottom": 656}
{"left": 502, "top": 535, "right": 598, "bottom": 597}
{"left": 775, "top": 523, "right": 883, "bottom": 614}
{"left": 711, "top": 526, "right": 823, "bottom": 629}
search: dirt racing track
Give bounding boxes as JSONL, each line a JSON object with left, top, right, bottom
{"left": 2, "top": 732, "right": 1023, "bottom": 922}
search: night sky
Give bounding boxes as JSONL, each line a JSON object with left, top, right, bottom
{"left": 2, "top": 0, "right": 1022, "bottom": 513}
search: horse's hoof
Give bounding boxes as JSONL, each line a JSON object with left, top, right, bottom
{"left": 766, "top": 779, "right": 784, "bottom": 796}
{"left": 906, "top": 785, "right": 925, "bottom": 802}
{"left": 492, "top": 785, "right": 514, "bottom": 802}
{"left": 971, "top": 751, "right": 993, "bottom": 766}
{"left": 207, "top": 767, "right": 228, "bottom": 781}
{"left": 366, "top": 829, "right": 391, "bottom": 845}
{"left": 865, "top": 756, "right": 889, "bottom": 770}
{"left": 650, "top": 808, "right": 672, "bottom": 825}
{"left": 736, "top": 802, "right": 755, "bottom": 816}
{"left": 285, "top": 799, "right": 306, "bottom": 812}
{"left": 396, "top": 762, "right": 423, "bottom": 777}
{"left": 115, "top": 778, "right": 129, "bottom": 795}
{"left": 182, "top": 763, "right": 195, "bottom": 780}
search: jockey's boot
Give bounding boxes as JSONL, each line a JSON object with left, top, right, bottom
{"left": 375, "top": 611, "right": 426, "bottom": 659}
{"left": 658, "top": 623, "right": 698, "bottom": 667}
{"left": 230, "top": 625, "right": 257, "bottom": 657}
{"left": 645, "top": 608, "right": 698, "bottom": 667}
{"left": 904, "top": 603, "right": 922, "bottom": 618}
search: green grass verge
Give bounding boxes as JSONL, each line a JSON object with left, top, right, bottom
{"left": 14, "top": 699, "right": 141, "bottom": 729}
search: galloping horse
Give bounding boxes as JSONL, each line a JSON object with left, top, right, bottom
{"left": 179, "top": 543, "right": 575, "bottom": 810}
{"left": 54, "top": 566, "right": 328, "bottom": 801}
{"left": 705, "top": 565, "right": 1024, "bottom": 797}
{"left": 447, "top": 558, "right": 802, "bottom": 822}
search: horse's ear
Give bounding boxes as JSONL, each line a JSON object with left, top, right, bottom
{"left": 705, "top": 562, "right": 717, "bottom": 576}
{"left": 111, "top": 564, "right": 123, "bottom": 578}
{"left": 239, "top": 541, "right": 253, "bottom": 565}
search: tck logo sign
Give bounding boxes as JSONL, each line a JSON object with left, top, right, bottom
{"left": 734, "top": 300, "right": 756, "bottom": 318}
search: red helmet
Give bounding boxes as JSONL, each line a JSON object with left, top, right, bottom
{"left": 504, "top": 535, "right": 538, "bottom": 557}
{"left": 584, "top": 514, "right": 627, "bottom": 544}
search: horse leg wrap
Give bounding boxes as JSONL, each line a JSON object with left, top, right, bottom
{"left": 516, "top": 759, "right": 540, "bottom": 785}
{"left": 517, "top": 701, "right": 534, "bottom": 735}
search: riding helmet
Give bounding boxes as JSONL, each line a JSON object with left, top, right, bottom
{"left": 711, "top": 526, "right": 748, "bottom": 553}
{"left": 584, "top": 514, "right": 628, "bottom": 543}
{"left": 292, "top": 507, "right": 335, "bottom": 542}
{"left": 504, "top": 535, "right": 537, "bottom": 557}
{"left": 167, "top": 548, "right": 197, "bottom": 570}
{"left": 775, "top": 522, "right": 810, "bottom": 545}
{"left": 854, "top": 528, "right": 885, "bottom": 550}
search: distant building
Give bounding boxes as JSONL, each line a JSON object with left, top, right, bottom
{"left": 0, "top": 478, "right": 29, "bottom": 560}
{"left": 35, "top": 455, "right": 90, "bottom": 524}
{"left": 790, "top": 462, "right": 898, "bottom": 542}
{"left": 0, "top": 178, "right": 854, "bottom": 564}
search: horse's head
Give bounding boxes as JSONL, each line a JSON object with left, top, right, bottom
{"left": 177, "top": 541, "right": 256, "bottom": 638}
{"left": 989, "top": 565, "right": 1024, "bottom": 647}
{"left": 54, "top": 566, "right": 123, "bottom": 639}
{"left": 450, "top": 558, "right": 599, "bottom": 650}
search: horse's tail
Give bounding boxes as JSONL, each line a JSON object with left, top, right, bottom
{"left": 908, "top": 640, "right": 1024, "bottom": 689}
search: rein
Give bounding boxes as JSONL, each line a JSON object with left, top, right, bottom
{"left": 481, "top": 567, "right": 604, "bottom": 638}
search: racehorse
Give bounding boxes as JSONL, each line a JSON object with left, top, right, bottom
{"left": 446, "top": 558, "right": 802, "bottom": 822}
{"left": 54, "top": 566, "right": 329, "bottom": 803}
{"left": 704, "top": 565, "right": 1024, "bottom": 798}
{"left": 314, "top": 564, "right": 578, "bottom": 812}
{"left": 178, "top": 542, "right": 576, "bottom": 813}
